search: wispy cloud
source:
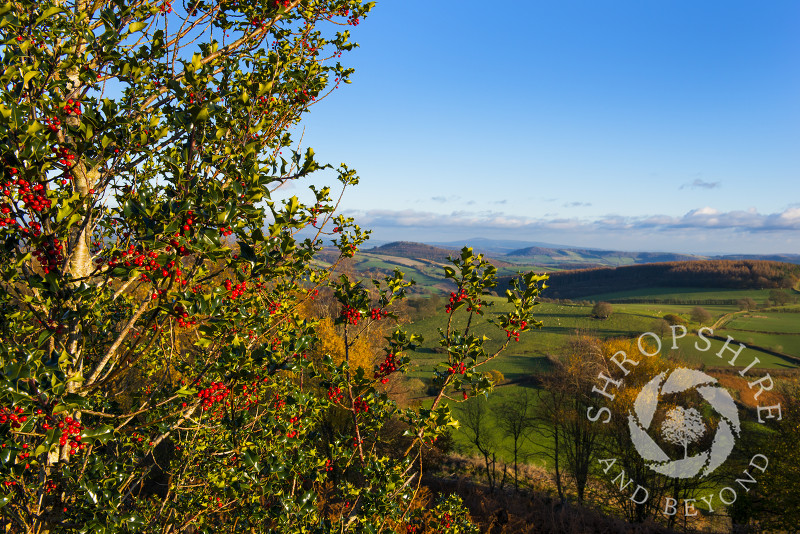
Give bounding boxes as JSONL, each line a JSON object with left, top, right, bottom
{"left": 563, "top": 201, "right": 592, "bottom": 208}
{"left": 681, "top": 179, "right": 721, "bottom": 190}
{"left": 346, "top": 207, "right": 800, "bottom": 233}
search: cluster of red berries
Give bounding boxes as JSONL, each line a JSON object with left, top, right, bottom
{"left": 505, "top": 318, "right": 528, "bottom": 342}
{"left": 33, "top": 236, "right": 64, "bottom": 274}
{"left": 12, "top": 177, "right": 52, "bottom": 212}
{"left": 45, "top": 116, "right": 61, "bottom": 132}
{"left": 220, "top": 226, "right": 233, "bottom": 237}
{"left": 327, "top": 386, "right": 344, "bottom": 403}
{"left": 16, "top": 444, "right": 32, "bottom": 464}
{"left": 104, "top": 247, "right": 189, "bottom": 285}
{"left": 198, "top": 382, "right": 229, "bottom": 410}
{"left": 309, "top": 205, "right": 320, "bottom": 225}
{"left": 0, "top": 407, "right": 86, "bottom": 460}
{"left": 353, "top": 397, "right": 369, "bottom": 413}
{"left": 273, "top": 394, "right": 286, "bottom": 410}
{"left": 51, "top": 415, "right": 83, "bottom": 450}
{"left": 441, "top": 513, "right": 453, "bottom": 529}
{"left": 286, "top": 414, "right": 302, "bottom": 438}
{"left": 322, "top": 459, "right": 333, "bottom": 472}
{"left": 52, "top": 146, "right": 75, "bottom": 167}
{"left": 300, "top": 39, "right": 318, "bottom": 57}
{"left": 369, "top": 308, "right": 387, "bottom": 320}
{"left": 445, "top": 289, "right": 468, "bottom": 314}
{"left": 447, "top": 362, "right": 467, "bottom": 375}
{"left": 341, "top": 305, "right": 362, "bottom": 325}
{"left": 292, "top": 87, "right": 315, "bottom": 104}
{"left": 268, "top": 301, "right": 281, "bottom": 315}
{"left": 180, "top": 210, "right": 196, "bottom": 235}
{"left": 173, "top": 304, "right": 197, "bottom": 328}
{"left": 0, "top": 406, "right": 27, "bottom": 428}
{"left": 62, "top": 99, "right": 81, "bottom": 116}
{"left": 308, "top": 288, "right": 319, "bottom": 300}
{"left": 26, "top": 221, "right": 42, "bottom": 235}
{"left": 224, "top": 278, "right": 247, "bottom": 300}
{"left": 159, "top": 0, "right": 172, "bottom": 13}
{"left": 237, "top": 376, "right": 270, "bottom": 410}
{"left": 167, "top": 237, "right": 189, "bottom": 255}
{"left": 104, "top": 245, "right": 153, "bottom": 268}
{"left": 374, "top": 353, "right": 397, "bottom": 384}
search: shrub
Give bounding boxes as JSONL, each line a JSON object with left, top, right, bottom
{"left": 591, "top": 301, "right": 613, "bottom": 319}
{"left": 663, "top": 313, "right": 687, "bottom": 326}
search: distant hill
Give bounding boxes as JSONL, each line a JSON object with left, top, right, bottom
{"left": 521, "top": 260, "right": 800, "bottom": 300}
{"left": 427, "top": 237, "right": 569, "bottom": 255}
{"left": 719, "top": 254, "right": 800, "bottom": 263}
{"left": 367, "top": 241, "right": 459, "bottom": 263}
{"left": 504, "top": 246, "right": 700, "bottom": 266}
{"left": 316, "top": 239, "right": 800, "bottom": 296}
{"left": 366, "top": 241, "right": 515, "bottom": 268}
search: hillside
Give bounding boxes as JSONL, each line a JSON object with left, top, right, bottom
{"left": 367, "top": 241, "right": 459, "bottom": 262}
{"left": 522, "top": 260, "right": 800, "bottom": 300}
{"left": 366, "top": 241, "right": 516, "bottom": 268}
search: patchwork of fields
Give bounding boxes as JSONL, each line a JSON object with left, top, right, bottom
{"left": 402, "top": 287, "right": 799, "bottom": 463}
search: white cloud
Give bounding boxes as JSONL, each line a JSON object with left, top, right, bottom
{"left": 346, "top": 207, "right": 800, "bottom": 233}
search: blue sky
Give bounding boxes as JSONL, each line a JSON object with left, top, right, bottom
{"left": 294, "top": 0, "right": 800, "bottom": 254}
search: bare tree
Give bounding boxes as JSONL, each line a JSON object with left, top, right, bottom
{"left": 461, "top": 397, "right": 501, "bottom": 491}
{"left": 536, "top": 334, "right": 606, "bottom": 504}
{"left": 494, "top": 388, "right": 535, "bottom": 491}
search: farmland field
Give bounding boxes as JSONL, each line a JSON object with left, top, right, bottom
{"left": 724, "top": 312, "right": 800, "bottom": 333}
{"left": 582, "top": 286, "right": 777, "bottom": 303}
{"left": 402, "top": 287, "right": 800, "bottom": 464}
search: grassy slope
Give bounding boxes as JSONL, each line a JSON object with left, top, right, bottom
{"left": 403, "top": 291, "right": 799, "bottom": 462}
{"left": 582, "top": 287, "right": 777, "bottom": 303}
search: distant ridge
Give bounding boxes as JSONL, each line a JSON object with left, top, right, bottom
{"left": 517, "top": 260, "right": 800, "bottom": 300}
{"left": 362, "top": 240, "right": 800, "bottom": 270}
{"left": 426, "top": 238, "right": 568, "bottom": 255}
{"left": 368, "top": 241, "right": 459, "bottom": 263}
{"left": 367, "top": 241, "right": 515, "bottom": 268}
{"left": 504, "top": 246, "right": 700, "bottom": 266}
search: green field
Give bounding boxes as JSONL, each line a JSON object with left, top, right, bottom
{"left": 406, "top": 297, "right": 799, "bottom": 380}
{"left": 403, "top": 288, "right": 799, "bottom": 465}
{"left": 665, "top": 334, "right": 797, "bottom": 369}
{"left": 725, "top": 311, "right": 800, "bottom": 333}
{"left": 582, "top": 287, "right": 777, "bottom": 303}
